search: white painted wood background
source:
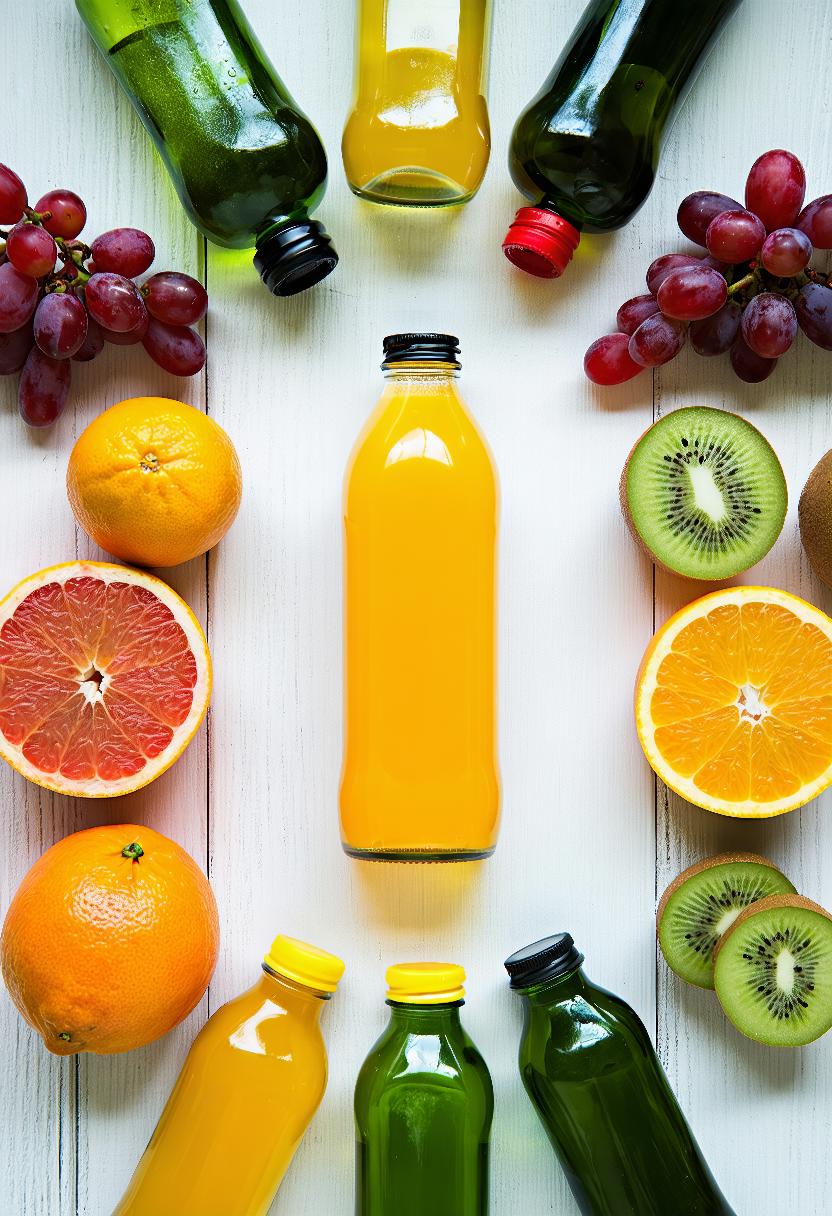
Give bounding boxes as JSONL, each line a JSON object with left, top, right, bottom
{"left": 1, "top": 1, "right": 831, "bottom": 1212}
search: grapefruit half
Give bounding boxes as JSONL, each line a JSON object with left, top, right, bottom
{"left": 0, "top": 561, "right": 210, "bottom": 796}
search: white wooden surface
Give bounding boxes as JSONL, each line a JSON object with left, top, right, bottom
{"left": 2, "top": 1, "right": 832, "bottom": 1212}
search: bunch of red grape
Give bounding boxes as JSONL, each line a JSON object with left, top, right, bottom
{"left": 0, "top": 163, "right": 208, "bottom": 426}
{"left": 585, "top": 150, "right": 832, "bottom": 387}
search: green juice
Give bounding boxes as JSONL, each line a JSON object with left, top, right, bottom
{"left": 76, "top": 0, "right": 337, "bottom": 294}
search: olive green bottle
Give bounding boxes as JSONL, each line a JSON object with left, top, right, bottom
{"left": 355, "top": 963, "right": 493, "bottom": 1215}
{"left": 75, "top": 0, "right": 338, "bottom": 296}
{"left": 505, "top": 934, "right": 736, "bottom": 1216}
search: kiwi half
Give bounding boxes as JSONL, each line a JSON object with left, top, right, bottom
{"left": 657, "top": 853, "right": 795, "bottom": 989}
{"left": 714, "top": 894, "right": 832, "bottom": 1046}
{"left": 621, "top": 406, "right": 787, "bottom": 580}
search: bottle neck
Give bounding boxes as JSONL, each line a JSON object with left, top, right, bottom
{"left": 518, "top": 963, "right": 591, "bottom": 1008}
{"left": 260, "top": 965, "right": 330, "bottom": 1020}
{"left": 386, "top": 1001, "right": 465, "bottom": 1031}
{"left": 382, "top": 360, "right": 460, "bottom": 384}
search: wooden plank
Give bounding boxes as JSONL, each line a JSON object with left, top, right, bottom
{"left": 653, "top": 4, "right": 832, "bottom": 1212}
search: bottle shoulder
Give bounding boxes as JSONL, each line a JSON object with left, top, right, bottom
{"left": 356, "top": 1020, "right": 493, "bottom": 1099}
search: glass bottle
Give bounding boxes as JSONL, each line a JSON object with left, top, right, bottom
{"left": 340, "top": 334, "right": 500, "bottom": 862}
{"left": 114, "top": 936, "right": 345, "bottom": 1216}
{"left": 75, "top": 0, "right": 338, "bottom": 297}
{"left": 502, "top": 0, "right": 743, "bottom": 278}
{"left": 504, "top": 934, "right": 737, "bottom": 1216}
{"left": 342, "top": 1, "right": 492, "bottom": 206}
{"left": 355, "top": 963, "right": 493, "bottom": 1215}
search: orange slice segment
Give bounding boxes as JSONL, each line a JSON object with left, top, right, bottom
{"left": 635, "top": 587, "right": 832, "bottom": 817}
{"left": 0, "top": 562, "right": 210, "bottom": 797}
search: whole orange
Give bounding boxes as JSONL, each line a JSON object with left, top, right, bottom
{"left": 1, "top": 824, "right": 219, "bottom": 1055}
{"left": 66, "top": 396, "right": 242, "bottom": 567}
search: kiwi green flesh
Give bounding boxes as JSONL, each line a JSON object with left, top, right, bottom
{"left": 625, "top": 407, "right": 787, "bottom": 580}
{"left": 715, "top": 902, "right": 832, "bottom": 1046}
{"left": 658, "top": 861, "right": 795, "bottom": 989}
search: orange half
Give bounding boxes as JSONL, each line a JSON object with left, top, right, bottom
{"left": 0, "top": 562, "right": 211, "bottom": 797}
{"left": 635, "top": 587, "right": 832, "bottom": 817}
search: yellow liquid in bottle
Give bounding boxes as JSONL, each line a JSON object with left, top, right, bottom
{"left": 114, "top": 972, "right": 330, "bottom": 1216}
{"left": 340, "top": 361, "right": 500, "bottom": 860}
{"left": 342, "top": 0, "right": 491, "bottom": 205}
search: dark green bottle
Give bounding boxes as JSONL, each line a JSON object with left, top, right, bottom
{"left": 505, "top": 934, "right": 736, "bottom": 1216}
{"left": 355, "top": 963, "right": 493, "bottom": 1216}
{"left": 502, "top": 0, "right": 743, "bottom": 278}
{"left": 75, "top": 0, "right": 338, "bottom": 296}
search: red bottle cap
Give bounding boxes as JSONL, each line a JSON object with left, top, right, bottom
{"left": 502, "top": 207, "right": 581, "bottom": 278}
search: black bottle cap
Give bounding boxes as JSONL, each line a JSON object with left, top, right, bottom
{"left": 253, "top": 219, "right": 338, "bottom": 297}
{"left": 504, "top": 934, "right": 585, "bottom": 990}
{"left": 382, "top": 333, "right": 461, "bottom": 368}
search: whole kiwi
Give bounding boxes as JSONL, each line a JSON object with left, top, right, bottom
{"left": 799, "top": 450, "right": 832, "bottom": 588}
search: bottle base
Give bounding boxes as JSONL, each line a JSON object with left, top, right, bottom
{"left": 342, "top": 842, "right": 495, "bottom": 864}
{"left": 348, "top": 168, "right": 477, "bottom": 208}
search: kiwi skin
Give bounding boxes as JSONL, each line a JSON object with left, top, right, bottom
{"left": 656, "top": 851, "right": 787, "bottom": 935}
{"left": 713, "top": 892, "right": 832, "bottom": 967}
{"left": 619, "top": 408, "right": 787, "bottom": 580}
{"left": 799, "top": 450, "right": 832, "bottom": 589}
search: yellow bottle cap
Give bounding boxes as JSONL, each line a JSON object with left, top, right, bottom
{"left": 385, "top": 962, "right": 466, "bottom": 1005}
{"left": 263, "top": 935, "right": 345, "bottom": 994}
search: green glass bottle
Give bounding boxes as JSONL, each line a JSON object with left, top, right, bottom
{"left": 75, "top": 0, "right": 338, "bottom": 296}
{"left": 505, "top": 934, "right": 737, "bottom": 1216}
{"left": 502, "top": 0, "right": 743, "bottom": 278}
{"left": 355, "top": 963, "right": 493, "bottom": 1216}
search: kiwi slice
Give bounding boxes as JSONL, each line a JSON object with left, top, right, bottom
{"left": 657, "top": 853, "right": 795, "bottom": 989}
{"left": 714, "top": 894, "right": 832, "bottom": 1046}
{"left": 621, "top": 406, "right": 787, "bottom": 580}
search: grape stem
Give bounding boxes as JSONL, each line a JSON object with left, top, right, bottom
{"left": 727, "top": 271, "right": 756, "bottom": 297}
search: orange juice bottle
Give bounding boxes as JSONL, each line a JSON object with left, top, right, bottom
{"left": 113, "top": 936, "right": 345, "bottom": 1216}
{"left": 342, "top": 0, "right": 492, "bottom": 206}
{"left": 340, "top": 334, "right": 500, "bottom": 861}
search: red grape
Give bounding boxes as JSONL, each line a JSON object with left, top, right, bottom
{"left": 142, "top": 317, "right": 206, "bottom": 376}
{"left": 689, "top": 302, "right": 742, "bottom": 356}
{"left": 700, "top": 254, "right": 730, "bottom": 275}
{"left": 730, "top": 337, "right": 777, "bottom": 383}
{"left": 705, "top": 209, "right": 766, "bottom": 263}
{"left": 745, "top": 150, "right": 806, "bottom": 231}
{"left": 796, "top": 282, "right": 832, "bottom": 350}
{"left": 760, "top": 228, "right": 812, "bottom": 277}
{"left": 34, "top": 189, "right": 86, "bottom": 239}
{"left": 0, "top": 319, "right": 34, "bottom": 375}
{"left": 741, "top": 293, "right": 797, "bottom": 358}
{"left": 33, "top": 292, "right": 88, "bottom": 359}
{"left": 645, "top": 254, "right": 700, "bottom": 295}
{"left": 628, "top": 315, "right": 686, "bottom": 367}
{"left": 616, "top": 293, "right": 660, "bottom": 336}
{"left": 102, "top": 304, "right": 149, "bottom": 345}
{"left": 72, "top": 316, "right": 105, "bottom": 363}
{"left": 18, "top": 347, "right": 71, "bottom": 426}
{"left": 677, "top": 191, "right": 742, "bottom": 246}
{"left": 91, "top": 228, "right": 155, "bottom": 278}
{"left": 85, "top": 271, "right": 145, "bottom": 332}
{"left": 0, "top": 164, "right": 27, "bottom": 224}
{"left": 0, "top": 262, "right": 38, "bottom": 332}
{"left": 656, "top": 265, "right": 727, "bottom": 321}
{"left": 142, "top": 271, "right": 208, "bottom": 326}
{"left": 797, "top": 196, "right": 832, "bottom": 249}
{"left": 583, "top": 333, "right": 643, "bottom": 385}
{"left": 6, "top": 222, "right": 57, "bottom": 278}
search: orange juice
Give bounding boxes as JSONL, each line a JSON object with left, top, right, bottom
{"left": 340, "top": 334, "right": 500, "bottom": 861}
{"left": 342, "top": 0, "right": 492, "bottom": 205}
{"left": 114, "top": 936, "right": 345, "bottom": 1216}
